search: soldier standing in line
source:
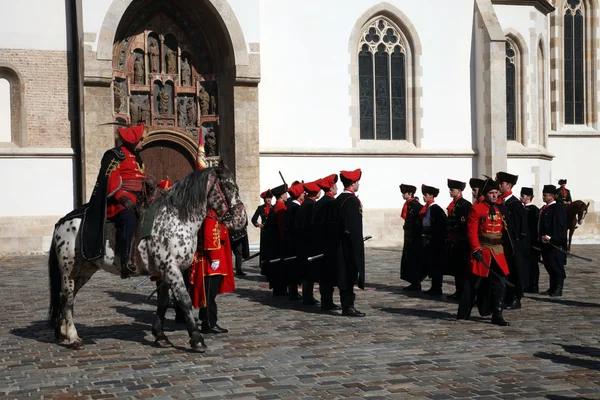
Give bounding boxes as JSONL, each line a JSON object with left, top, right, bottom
{"left": 446, "top": 179, "right": 472, "bottom": 300}
{"left": 283, "top": 182, "right": 306, "bottom": 300}
{"left": 262, "top": 184, "right": 288, "bottom": 296}
{"left": 399, "top": 184, "right": 424, "bottom": 291}
{"left": 251, "top": 190, "right": 273, "bottom": 272}
{"left": 520, "top": 187, "right": 540, "bottom": 293}
{"left": 420, "top": 184, "right": 448, "bottom": 296}
{"left": 539, "top": 184, "right": 568, "bottom": 296}
{"left": 469, "top": 178, "right": 485, "bottom": 204}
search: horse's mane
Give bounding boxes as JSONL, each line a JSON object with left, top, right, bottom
{"left": 156, "top": 168, "right": 215, "bottom": 223}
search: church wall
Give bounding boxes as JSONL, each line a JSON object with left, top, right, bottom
{"left": 259, "top": 0, "right": 475, "bottom": 151}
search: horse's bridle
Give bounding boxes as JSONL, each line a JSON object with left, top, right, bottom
{"left": 209, "top": 174, "right": 244, "bottom": 223}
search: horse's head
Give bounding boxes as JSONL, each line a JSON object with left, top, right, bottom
{"left": 578, "top": 201, "right": 590, "bottom": 225}
{"left": 207, "top": 160, "right": 247, "bottom": 232}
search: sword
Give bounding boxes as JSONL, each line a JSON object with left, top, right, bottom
{"left": 262, "top": 255, "right": 297, "bottom": 265}
{"left": 474, "top": 257, "right": 515, "bottom": 288}
{"left": 307, "top": 235, "right": 373, "bottom": 262}
{"left": 134, "top": 276, "right": 152, "bottom": 289}
{"left": 243, "top": 252, "right": 260, "bottom": 262}
{"left": 533, "top": 243, "right": 594, "bottom": 262}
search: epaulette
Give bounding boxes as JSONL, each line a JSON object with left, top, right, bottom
{"left": 110, "top": 147, "right": 126, "bottom": 160}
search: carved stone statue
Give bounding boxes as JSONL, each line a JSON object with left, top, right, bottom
{"left": 178, "top": 97, "right": 187, "bottom": 126}
{"left": 130, "top": 97, "right": 140, "bottom": 124}
{"left": 199, "top": 86, "right": 210, "bottom": 116}
{"left": 187, "top": 98, "right": 197, "bottom": 126}
{"left": 166, "top": 50, "right": 177, "bottom": 74}
{"left": 114, "top": 81, "right": 125, "bottom": 113}
{"left": 181, "top": 57, "right": 192, "bottom": 86}
{"left": 210, "top": 96, "right": 217, "bottom": 115}
{"left": 148, "top": 38, "right": 160, "bottom": 73}
{"left": 140, "top": 98, "right": 151, "bottom": 125}
{"left": 133, "top": 55, "right": 144, "bottom": 85}
{"left": 205, "top": 128, "right": 217, "bottom": 157}
{"left": 158, "top": 86, "right": 170, "bottom": 114}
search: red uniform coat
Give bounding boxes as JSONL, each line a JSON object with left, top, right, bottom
{"left": 466, "top": 201, "right": 510, "bottom": 277}
{"left": 189, "top": 210, "right": 235, "bottom": 308}
{"left": 106, "top": 146, "right": 147, "bottom": 218}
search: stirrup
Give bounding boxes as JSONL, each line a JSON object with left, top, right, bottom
{"left": 120, "top": 262, "right": 137, "bottom": 279}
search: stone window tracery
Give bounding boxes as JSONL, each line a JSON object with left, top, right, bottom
{"left": 358, "top": 19, "right": 406, "bottom": 140}
{"left": 564, "top": 0, "right": 585, "bottom": 125}
{"left": 506, "top": 40, "right": 517, "bottom": 141}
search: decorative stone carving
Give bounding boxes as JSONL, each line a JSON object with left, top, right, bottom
{"left": 178, "top": 97, "right": 187, "bottom": 126}
{"left": 118, "top": 38, "right": 129, "bottom": 70}
{"left": 166, "top": 50, "right": 177, "bottom": 74}
{"left": 187, "top": 97, "right": 197, "bottom": 126}
{"left": 199, "top": 86, "right": 209, "bottom": 116}
{"left": 130, "top": 97, "right": 140, "bottom": 124}
{"left": 210, "top": 96, "right": 217, "bottom": 115}
{"left": 141, "top": 98, "right": 151, "bottom": 125}
{"left": 158, "top": 86, "right": 171, "bottom": 114}
{"left": 181, "top": 57, "right": 191, "bottom": 86}
{"left": 204, "top": 127, "right": 217, "bottom": 157}
{"left": 133, "top": 54, "right": 144, "bottom": 85}
{"left": 148, "top": 37, "right": 160, "bottom": 73}
{"left": 114, "top": 80, "right": 126, "bottom": 113}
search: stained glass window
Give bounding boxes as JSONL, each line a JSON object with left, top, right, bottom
{"left": 358, "top": 19, "right": 406, "bottom": 140}
{"left": 564, "top": 0, "right": 585, "bottom": 124}
{"left": 506, "top": 41, "right": 517, "bottom": 141}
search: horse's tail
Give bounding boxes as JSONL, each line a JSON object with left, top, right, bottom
{"left": 47, "top": 236, "right": 64, "bottom": 338}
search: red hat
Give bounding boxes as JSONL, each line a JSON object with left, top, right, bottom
{"left": 288, "top": 183, "right": 305, "bottom": 198}
{"left": 340, "top": 169, "right": 362, "bottom": 186}
{"left": 117, "top": 123, "right": 145, "bottom": 144}
{"left": 260, "top": 190, "right": 273, "bottom": 199}
{"left": 303, "top": 181, "right": 321, "bottom": 196}
{"left": 157, "top": 179, "right": 172, "bottom": 191}
{"left": 317, "top": 174, "right": 338, "bottom": 191}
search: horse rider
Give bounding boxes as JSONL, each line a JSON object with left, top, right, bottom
{"left": 555, "top": 179, "right": 572, "bottom": 206}
{"left": 80, "top": 122, "right": 153, "bottom": 279}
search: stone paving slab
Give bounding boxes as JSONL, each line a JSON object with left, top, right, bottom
{"left": 0, "top": 246, "right": 600, "bottom": 399}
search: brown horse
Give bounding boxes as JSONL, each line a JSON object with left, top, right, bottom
{"left": 565, "top": 200, "right": 589, "bottom": 251}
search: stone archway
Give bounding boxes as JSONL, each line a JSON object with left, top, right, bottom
{"left": 83, "top": 0, "right": 261, "bottom": 242}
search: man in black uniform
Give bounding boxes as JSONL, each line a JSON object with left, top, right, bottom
{"left": 283, "top": 182, "right": 306, "bottom": 300}
{"left": 446, "top": 179, "right": 472, "bottom": 300}
{"left": 312, "top": 174, "right": 340, "bottom": 311}
{"left": 495, "top": 171, "right": 528, "bottom": 309}
{"left": 539, "top": 184, "right": 568, "bottom": 296}
{"left": 420, "top": 184, "right": 448, "bottom": 295}
{"left": 325, "top": 169, "right": 365, "bottom": 317}
{"left": 252, "top": 190, "right": 273, "bottom": 271}
{"left": 470, "top": 178, "right": 485, "bottom": 203}
{"left": 520, "top": 187, "right": 540, "bottom": 293}
{"left": 555, "top": 179, "right": 572, "bottom": 206}
{"left": 262, "top": 184, "right": 288, "bottom": 295}
{"left": 399, "top": 184, "right": 424, "bottom": 291}
{"left": 295, "top": 181, "right": 322, "bottom": 305}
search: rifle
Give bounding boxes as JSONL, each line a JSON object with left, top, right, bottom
{"left": 533, "top": 244, "right": 594, "bottom": 262}
{"left": 278, "top": 171, "right": 287, "bottom": 186}
{"left": 307, "top": 235, "right": 373, "bottom": 262}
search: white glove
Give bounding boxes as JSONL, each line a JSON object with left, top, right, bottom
{"left": 210, "top": 261, "right": 220, "bottom": 271}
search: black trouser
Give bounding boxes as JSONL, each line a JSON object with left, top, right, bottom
{"left": 542, "top": 249, "right": 567, "bottom": 281}
{"left": 199, "top": 275, "right": 223, "bottom": 328}
{"left": 458, "top": 261, "right": 506, "bottom": 319}
{"left": 232, "top": 240, "right": 244, "bottom": 274}
{"left": 320, "top": 283, "right": 335, "bottom": 306}
{"left": 527, "top": 250, "right": 540, "bottom": 289}
{"left": 340, "top": 284, "right": 356, "bottom": 310}
{"left": 302, "top": 280, "right": 314, "bottom": 301}
{"left": 109, "top": 209, "right": 137, "bottom": 264}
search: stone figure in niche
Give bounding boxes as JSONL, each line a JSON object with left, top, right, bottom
{"left": 166, "top": 50, "right": 177, "bottom": 74}
{"left": 118, "top": 40, "right": 128, "bottom": 70}
{"left": 181, "top": 57, "right": 192, "bottom": 86}
{"left": 158, "top": 86, "right": 171, "bottom": 114}
{"left": 198, "top": 86, "right": 210, "bottom": 116}
{"left": 148, "top": 38, "right": 160, "bottom": 73}
{"left": 210, "top": 96, "right": 217, "bottom": 115}
{"left": 133, "top": 55, "right": 144, "bottom": 85}
{"left": 187, "top": 98, "right": 197, "bottom": 126}
{"left": 205, "top": 128, "right": 217, "bottom": 157}
{"left": 130, "top": 97, "right": 140, "bottom": 124}
{"left": 178, "top": 97, "right": 188, "bottom": 126}
{"left": 114, "top": 81, "right": 125, "bottom": 113}
{"left": 141, "top": 98, "right": 151, "bottom": 125}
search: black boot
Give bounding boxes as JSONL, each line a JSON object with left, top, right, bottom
{"left": 235, "top": 269, "right": 247, "bottom": 277}
{"left": 504, "top": 296, "right": 521, "bottom": 310}
{"left": 403, "top": 283, "right": 422, "bottom": 291}
{"left": 550, "top": 279, "right": 564, "bottom": 297}
{"left": 491, "top": 312, "right": 510, "bottom": 326}
{"left": 541, "top": 276, "right": 555, "bottom": 295}
{"left": 341, "top": 293, "right": 365, "bottom": 317}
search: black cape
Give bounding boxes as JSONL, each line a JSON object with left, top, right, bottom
{"left": 446, "top": 197, "right": 472, "bottom": 277}
{"left": 400, "top": 198, "right": 423, "bottom": 284}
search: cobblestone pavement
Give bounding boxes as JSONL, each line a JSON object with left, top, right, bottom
{"left": 1, "top": 246, "right": 600, "bottom": 399}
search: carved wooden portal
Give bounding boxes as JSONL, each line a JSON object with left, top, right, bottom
{"left": 112, "top": 7, "right": 222, "bottom": 178}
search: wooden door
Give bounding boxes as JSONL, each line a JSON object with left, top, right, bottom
{"left": 140, "top": 140, "right": 195, "bottom": 184}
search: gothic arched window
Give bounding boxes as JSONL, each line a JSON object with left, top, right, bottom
{"left": 564, "top": 0, "right": 585, "bottom": 125}
{"left": 506, "top": 40, "right": 517, "bottom": 141}
{"left": 358, "top": 19, "right": 406, "bottom": 140}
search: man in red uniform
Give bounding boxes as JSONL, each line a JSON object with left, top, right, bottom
{"left": 80, "top": 122, "right": 149, "bottom": 278}
{"left": 457, "top": 178, "right": 511, "bottom": 326}
{"left": 189, "top": 208, "right": 236, "bottom": 334}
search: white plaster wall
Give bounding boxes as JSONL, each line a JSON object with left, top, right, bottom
{"left": 0, "top": 1, "right": 68, "bottom": 51}
{"left": 0, "top": 158, "right": 74, "bottom": 217}
{"left": 259, "top": 0, "right": 476, "bottom": 150}
{"left": 82, "top": 0, "right": 259, "bottom": 52}
{"left": 507, "top": 157, "right": 551, "bottom": 206}
{"left": 0, "top": 78, "right": 10, "bottom": 143}
{"left": 260, "top": 156, "right": 473, "bottom": 210}
{"left": 548, "top": 137, "right": 600, "bottom": 203}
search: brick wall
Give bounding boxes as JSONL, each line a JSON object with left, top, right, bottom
{"left": 0, "top": 50, "right": 75, "bottom": 148}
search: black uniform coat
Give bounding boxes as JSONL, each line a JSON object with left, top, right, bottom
{"left": 501, "top": 195, "right": 528, "bottom": 291}
{"left": 325, "top": 192, "right": 365, "bottom": 290}
{"left": 283, "top": 200, "right": 302, "bottom": 285}
{"left": 311, "top": 194, "right": 336, "bottom": 286}
{"left": 555, "top": 188, "right": 572, "bottom": 206}
{"left": 421, "top": 203, "right": 448, "bottom": 280}
{"left": 539, "top": 202, "right": 568, "bottom": 279}
{"left": 295, "top": 197, "right": 318, "bottom": 282}
{"left": 251, "top": 203, "right": 270, "bottom": 267}
{"left": 400, "top": 198, "right": 424, "bottom": 284}
{"left": 446, "top": 197, "right": 472, "bottom": 277}
{"left": 261, "top": 200, "right": 285, "bottom": 283}
{"left": 523, "top": 203, "right": 540, "bottom": 288}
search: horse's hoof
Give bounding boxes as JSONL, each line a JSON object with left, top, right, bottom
{"left": 191, "top": 341, "right": 207, "bottom": 353}
{"left": 66, "top": 340, "right": 85, "bottom": 350}
{"left": 153, "top": 335, "right": 172, "bottom": 348}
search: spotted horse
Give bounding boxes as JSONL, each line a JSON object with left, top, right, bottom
{"left": 48, "top": 162, "right": 247, "bottom": 351}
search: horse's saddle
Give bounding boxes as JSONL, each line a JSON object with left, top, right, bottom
{"left": 106, "top": 201, "right": 160, "bottom": 262}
